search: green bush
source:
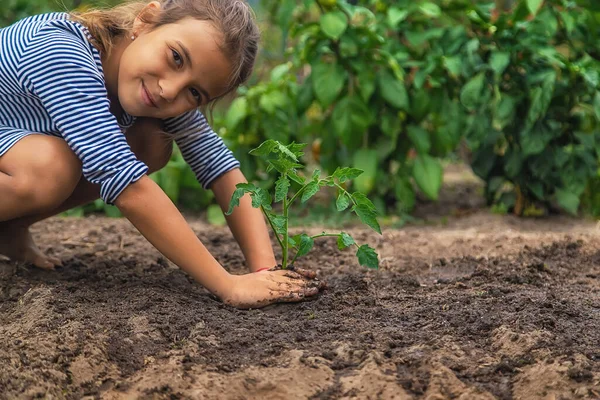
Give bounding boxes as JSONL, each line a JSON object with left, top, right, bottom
{"left": 224, "top": 0, "right": 472, "bottom": 216}
{"left": 225, "top": 0, "right": 600, "bottom": 217}
{"left": 461, "top": 0, "right": 600, "bottom": 215}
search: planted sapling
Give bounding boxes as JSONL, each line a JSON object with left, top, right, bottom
{"left": 226, "top": 140, "right": 381, "bottom": 269}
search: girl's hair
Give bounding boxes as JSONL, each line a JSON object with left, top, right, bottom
{"left": 69, "top": 0, "right": 259, "bottom": 100}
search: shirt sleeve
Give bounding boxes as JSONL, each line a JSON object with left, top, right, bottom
{"left": 17, "top": 23, "right": 148, "bottom": 205}
{"left": 164, "top": 110, "right": 240, "bottom": 189}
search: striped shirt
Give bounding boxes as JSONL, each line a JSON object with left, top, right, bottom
{"left": 0, "top": 12, "right": 240, "bottom": 204}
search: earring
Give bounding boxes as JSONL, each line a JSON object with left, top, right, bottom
{"left": 131, "top": 34, "right": 136, "bottom": 40}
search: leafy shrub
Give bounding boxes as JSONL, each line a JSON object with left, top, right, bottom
{"left": 461, "top": 0, "right": 600, "bottom": 215}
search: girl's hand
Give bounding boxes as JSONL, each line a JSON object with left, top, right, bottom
{"left": 221, "top": 267, "right": 326, "bottom": 309}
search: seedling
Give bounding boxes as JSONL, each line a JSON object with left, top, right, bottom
{"left": 226, "top": 140, "right": 381, "bottom": 269}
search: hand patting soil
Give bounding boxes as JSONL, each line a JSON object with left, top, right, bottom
{"left": 1, "top": 213, "right": 599, "bottom": 399}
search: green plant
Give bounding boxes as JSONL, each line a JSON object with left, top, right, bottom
{"left": 226, "top": 140, "right": 381, "bottom": 269}
{"left": 223, "top": 0, "right": 471, "bottom": 217}
{"left": 460, "top": 0, "right": 600, "bottom": 215}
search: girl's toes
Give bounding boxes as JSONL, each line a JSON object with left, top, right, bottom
{"left": 32, "top": 256, "right": 55, "bottom": 270}
{"left": 47, "top": 256, "right": 63, "bottom": 267}
{"left": 28, "top": 252, "right": 57, "bottom": 270}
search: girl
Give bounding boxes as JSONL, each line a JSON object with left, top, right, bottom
{"left": 0, "top": 0, "right": 325, "bottom": 309}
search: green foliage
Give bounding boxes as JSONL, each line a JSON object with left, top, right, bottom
{"left": 460, "top": 0, "right": 600, "bottom": 215}
{"left": 221, "top": 0, "right": 472, "bottom": 217}
{"left": 227, "top": 140, "right": 381, "bottom": 269}
{"left": 223, "top": 0, "right": 600, "bottom": 217}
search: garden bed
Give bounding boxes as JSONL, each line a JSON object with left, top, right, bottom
{"left": 1, "top": 212, "right": 599, "bottom": 399}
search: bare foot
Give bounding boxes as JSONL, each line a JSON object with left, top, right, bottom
{"left": 0, "top": 224, "right": 62, "bottom": 270}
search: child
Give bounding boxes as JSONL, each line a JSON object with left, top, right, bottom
{"left": 0, "top": 0, "right": 324, "bottom": 309}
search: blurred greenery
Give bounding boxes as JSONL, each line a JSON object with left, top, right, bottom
{"left": 2, "top": 0, "right": 600, "bottom": 221}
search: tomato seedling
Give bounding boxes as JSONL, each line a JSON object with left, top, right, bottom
{"left": 227, "top": 140, "right": 381, "bottom": 269}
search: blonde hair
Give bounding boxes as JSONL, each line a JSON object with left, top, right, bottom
{"left": 69, "top": 0, "right": 259, "bottom": 99}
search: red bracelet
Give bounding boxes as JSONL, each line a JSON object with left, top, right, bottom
{"left": 255, "top": 267, "right": 271, "bottom": 273}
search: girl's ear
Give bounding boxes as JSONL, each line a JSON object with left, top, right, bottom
{"left": 132, "top": 1, "right": 163, "bottom": 35}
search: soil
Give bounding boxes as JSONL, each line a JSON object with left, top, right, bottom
{"left": 1, "top": 209, "right": 599, "bottom": 400}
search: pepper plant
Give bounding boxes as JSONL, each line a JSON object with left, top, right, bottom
{"left": 226, "top": 140, "right": 381, "bottom": 269}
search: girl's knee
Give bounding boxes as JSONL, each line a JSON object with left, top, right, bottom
{"left": 13, "top": 137, "right": 82, "bottom": 210}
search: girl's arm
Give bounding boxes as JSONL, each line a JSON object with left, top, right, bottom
{"left": 210, "top": 168, "right": 278, "bottom": 272}
{"left": 115, "top": 175, "right": 322, "bottom": 308}
{"left": 115, "top": 175, "right": 233, "bottom": 297}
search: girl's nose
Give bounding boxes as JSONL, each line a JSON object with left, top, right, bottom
{"left": 159, "top": 77, "right": 186, "bottom": 103}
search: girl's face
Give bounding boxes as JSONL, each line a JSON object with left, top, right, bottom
{"left": 118, "top": 15, "right": 232, "bottom": 118}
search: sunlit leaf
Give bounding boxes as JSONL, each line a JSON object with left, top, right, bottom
{"left": 320, "top": 11, "right": 348, "bottom": 40}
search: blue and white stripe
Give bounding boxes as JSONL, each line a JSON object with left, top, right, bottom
{"left": 165, "top": 111, "right": 240, "bottom": 189}
{"left": 0, "top": 12, "right": 239, "bottom": 204}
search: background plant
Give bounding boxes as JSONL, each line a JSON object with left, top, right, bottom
{"left": 226, "top": 140, "right": 381, "bottom": 269}
{"left": 225, "top": 0, "right": 600, "bottom": 217}
{"left": 460, "top": 0, "right": 600, "bottom": 215}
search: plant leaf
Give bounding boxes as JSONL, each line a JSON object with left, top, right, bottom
{"left": 526, "top": 0, "right": 544, "bottom": 15}
{"left": 275, "top": 175, "right": 290, "bottom": 202}
{"left": 288, "top": 170, "right": 305, "bottom": 185}
{"left": 333, "top": 167, "right": 363, "bottom": 183}
{"left": 351, "top": 192, "right": 377, "bottom": 211}
{"left": 594, "top": 92, "right": 600, "bottom": 121}
{"left": 249, "top": 140, "right": 278, "bottom": 157}
{"left": 387, "top": 7, "right": 408, "bottom": 27}
{"left": 286, "top": 142, "right": 306, "bottom": 159}
{"left": 312, "top": 62, "right": 347, "bottom": 107}
{"left": 295, "top": 234, "right": 315, "bottom": 258}
{"left": 336, "top": 192, "right": 350, "bottom": 211}
{"left": 490, "top": 52, "right": 510, "bottom": 76}
{"left": 352, "top": 149, "right": 378, "bottom": 195}
{"left": 337, "top": 232, "right": 355, "bottom": 249}
{"left": 406, "top": 125, "right": 431, "bottom": 153}
{"left": 225, "top": 97, "right": 248, "bottom": 131}
{"left": 301, "top": 181, "right": 320, "bottom": 203}
{"left": 419, "top": 2, "right": 441, "bottom": 18}
{"left": 556, "top": 189, "right": 579, "bottom": 215}
{"left": 413, "top": 154, "right": 443, "bottom": 201}
{"left": 353, "top": 204, "right": 382, "bottom": 234}
{"left": 227, "top": 187, "right": 247, "bottom": 215}
{"left": 460, "top": 72, "right": 485, "bottom": 110}
{"left": 270, "top": 214, "right": 287, "bottom": 235}
{"left": 275, "top": 141, "right": 300, "bottom": 161}
{"left": 320, "top": 11, "right": 348, "bottom": 40}
{"left": 356, "top": 244, "right": 379, "bottom": 269}
{"left": 377, "top": 70, "right": 409, "bottom": 110}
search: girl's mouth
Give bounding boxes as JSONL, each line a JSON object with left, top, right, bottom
{"left": 141, "top": 82, "right": 158, "bottom": 108}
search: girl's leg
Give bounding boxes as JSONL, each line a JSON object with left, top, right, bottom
{"left": 0, "top": 118, "right": 173, "bottom": 269}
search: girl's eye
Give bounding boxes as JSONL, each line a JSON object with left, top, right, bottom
{"left": 172, "top": 49, "right": 183, "bottom": 66}
{"left": 190, "top": 88, "right": 202, "bottom": 103}
{"left": 171, "top": 48, "right": 202, "bottom": 104}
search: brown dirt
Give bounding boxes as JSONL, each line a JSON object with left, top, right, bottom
{"left": 1, "top": 212, "right": 600, "bottom": 399}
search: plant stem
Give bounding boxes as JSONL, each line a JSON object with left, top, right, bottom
{"left": 260, "top": 205, "right": 285, "bottom": 256}
{"left": 310, "top": 232, "right": 342, "bottom": 240}
{"left": 282, "top": 197, "right": 289, "bottom": 268}
{"left": 334, "top": 183, "right": 358, "bottom": 206}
